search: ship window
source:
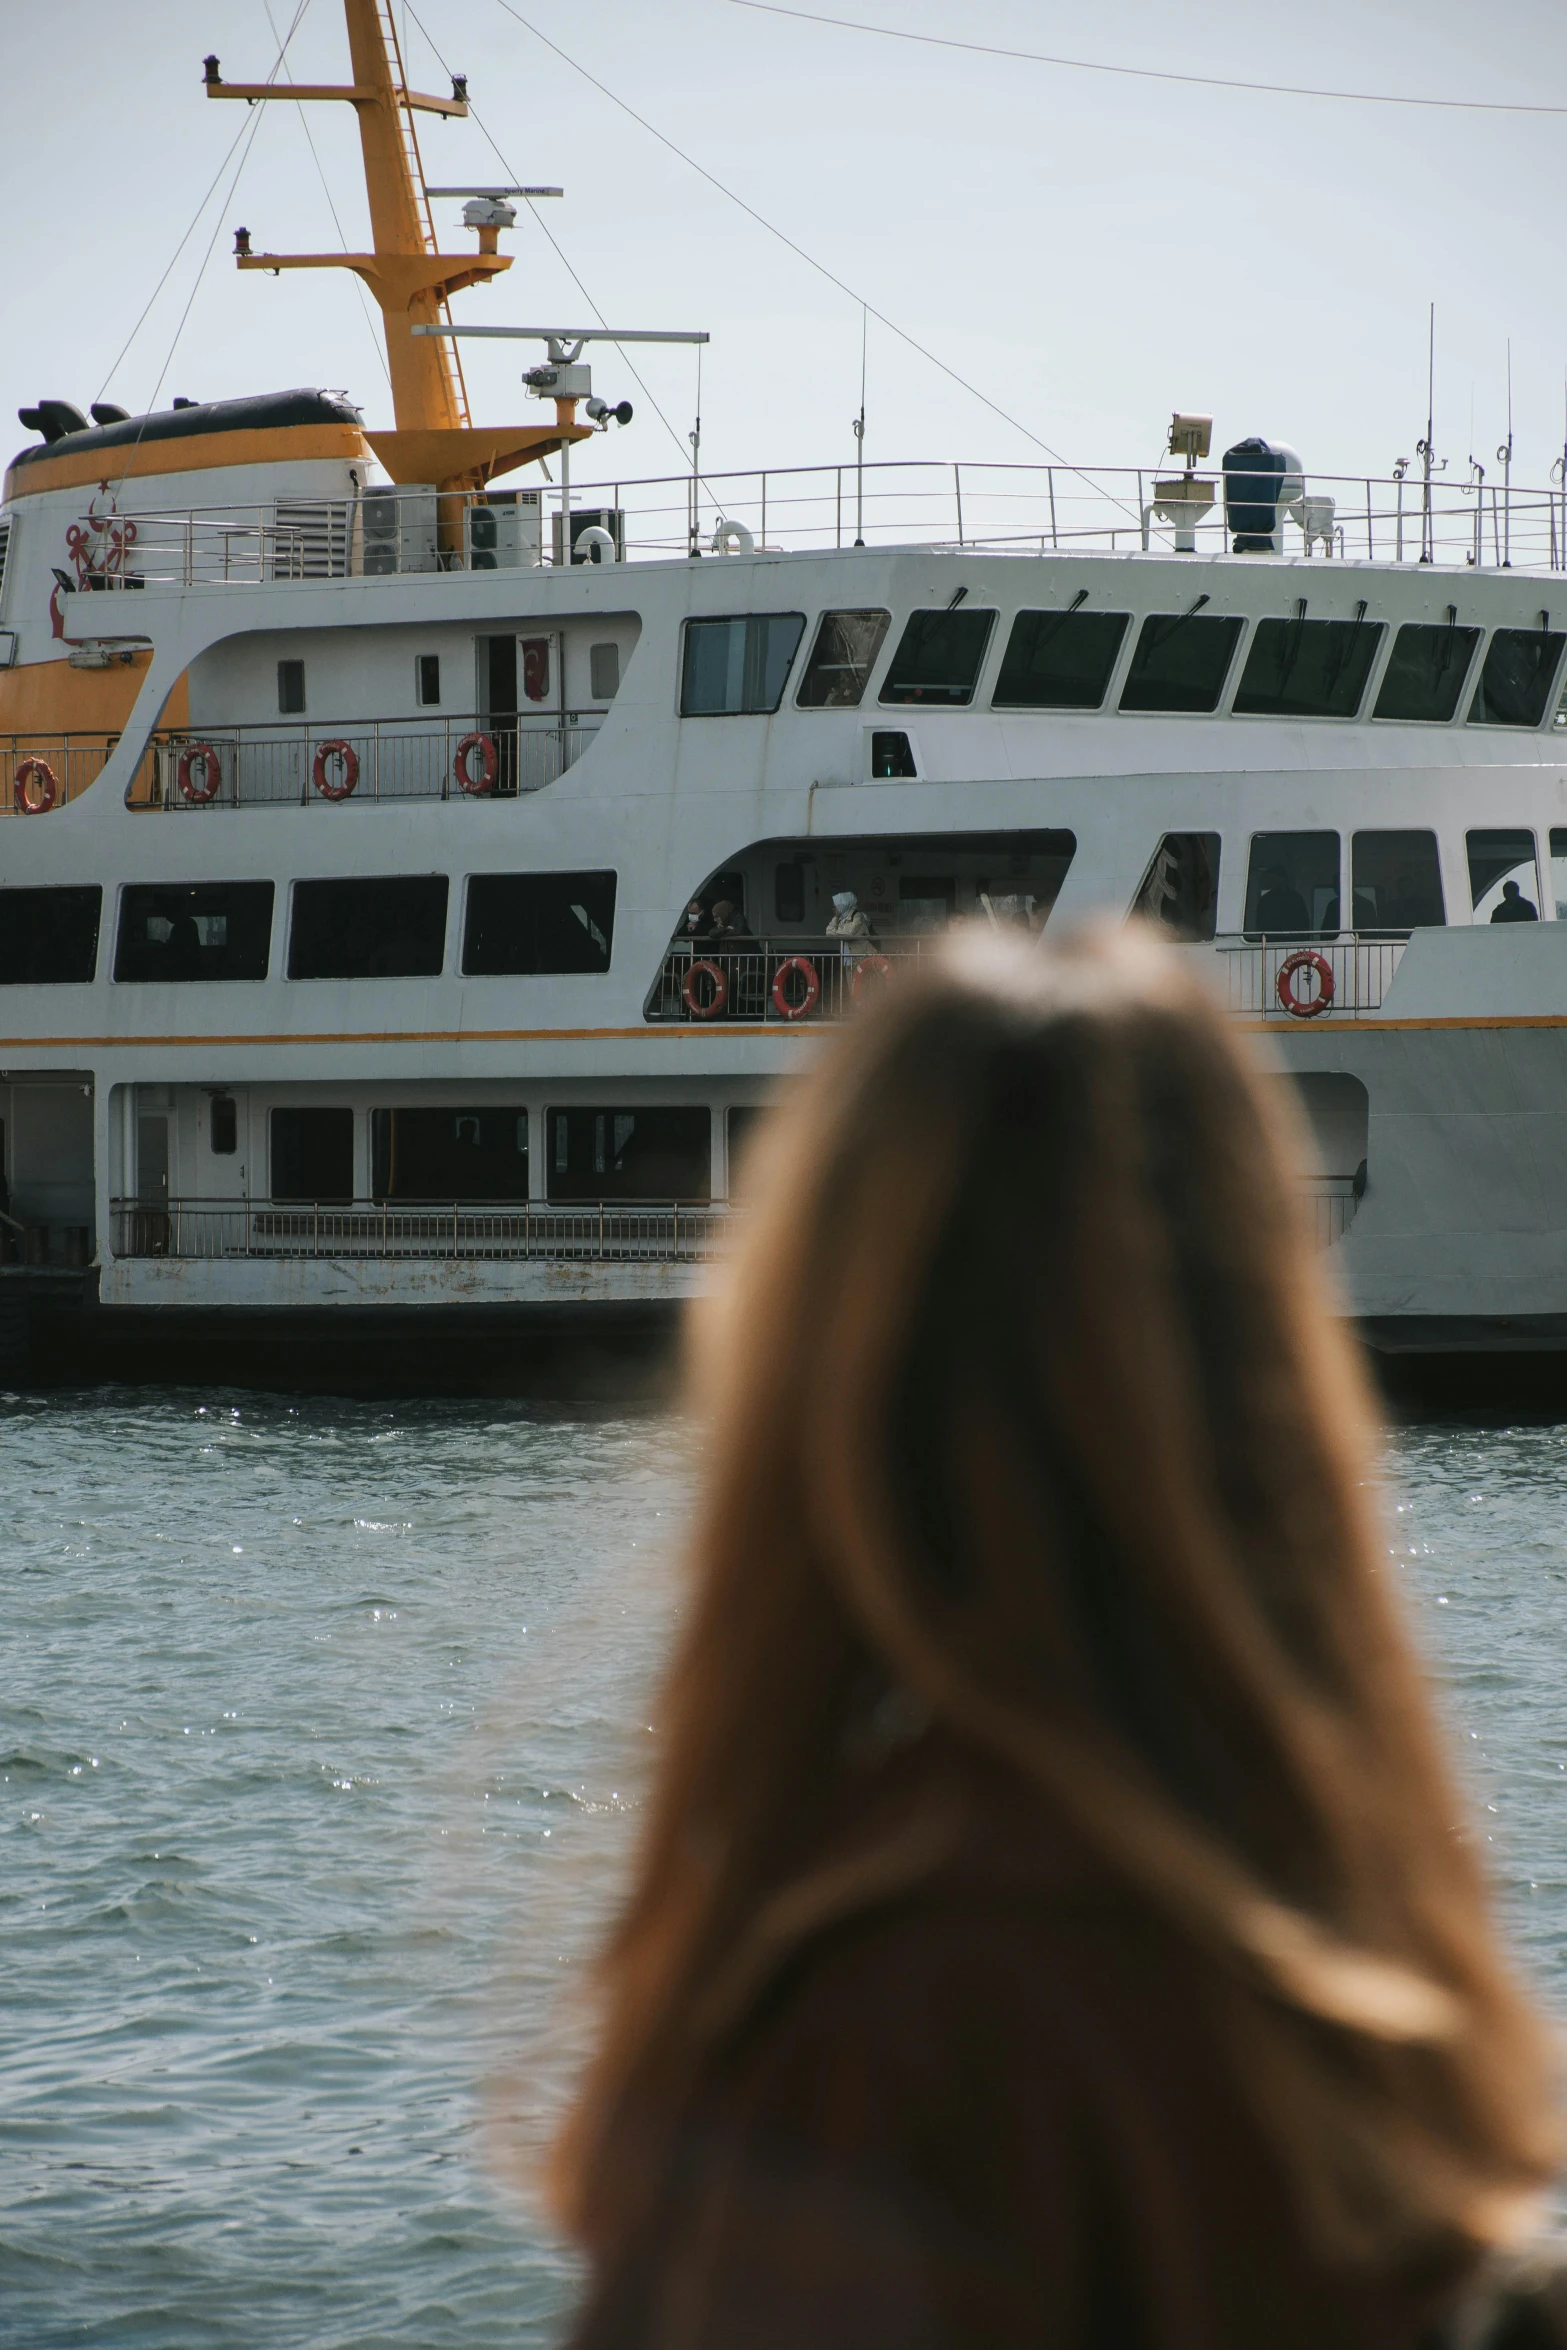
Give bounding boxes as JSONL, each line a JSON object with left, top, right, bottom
{"left": 209, "top": 1096, "right": 238, "bottom": 1155}
{"left": 270, "top": 1106, "right": 353, "bottom": 1203}
{"left": 1244, "top": 833, "right": 1340, "bottom": 939}
{"left": 589, "top": 642, "right": 620, "bottom": 700}
{"left": 681, "top": 615, "right": 805, "bottom": 715}
{"left": 871, "top": 731, "right": 916, "bottom": 777}
{"left": 1119, "top": 613, "right": 1244, "bottom": 713}
{"left": 277, "top": 658, "right": 306, "bottom": 715}
{"left": 115, "top": 882, "right": 273, "bottom": 982}
{"left": 1373, "top": 622, "right": 1482, "bottom": 722}
{"left": 546, "top": 1107, "right": 711, "bottom": 1202}
{"left": 879, "top": 608, "right": 996, "bottom": 706}
{"left": 371, "top": 1107, "right": 528, "bottom": 1202}
{"left": 1234, "top": 616, "right": 1384, "bottom": 718}
{"left": 797, "top": 609, "right": 891, "bottom": 708}
{"left": 1467, "top": 830, "right": 1540, "bottom": 923}
{"left": 774, "top": 860, "right": 806, "bottom": 924}
{"left": 463, "top": 871, "right": 615, "bottom": 975}
{"left": 416, "top": 653, "right": 441, "bottom": 707}
{"left": 1469, "top": 628, "right": 1567, "bottom": 728}
{"left": 994, "top": 610, "right": 1130, "bottom": 709}
{"left": 1351, "top": 832, "right": 1445, "bottom": 933}
{"left": 1132, "top": 835, "right": 1221, "bottom": 940}
{"left": 0, "top": 886, "right": 101, "bottom": 984}
{"left": 288, "top": 877, "right": 448, "bottom": 979}
{"left": 1551, "top": 830, "right": 1567, "bottom": 918}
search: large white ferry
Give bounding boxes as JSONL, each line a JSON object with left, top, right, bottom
{"left": 5, "top": 0, "right": 1567, "bottom": 1391}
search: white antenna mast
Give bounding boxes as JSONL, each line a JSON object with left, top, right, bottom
{"left": 853, "top": 305, "right": 867, "bottom": 547}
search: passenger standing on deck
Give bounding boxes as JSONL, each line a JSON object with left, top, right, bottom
{"left": 555, "top": 928, "right": 1561, "bottom": 2350}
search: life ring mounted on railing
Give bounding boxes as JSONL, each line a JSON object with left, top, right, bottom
{"left": 312, "top": 739, "right": 359, "bottom": 801}
{"left": 771, "top": 954, "right": 821, "bottom": 1021}
{"left": 1276, "top": 948, "right": 1335, "bottom": 1019}
{"left": 175, "top": 743, "right": 222, "bottom": 805}
{"left": 13, "top": 756, "right": 58, "bottom": 815}
{"left": 682, "top": 958, "right": 728, "bottom": 1019}
{"left": 453, "top": 732, "right": 498, "bottom": 796}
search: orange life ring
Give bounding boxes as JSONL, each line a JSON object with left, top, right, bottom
{"left": 454, "top": 731, "right": 498, "bottom": 796}
{"left": 771, "top": 954, "right": 821, "bottom": 1021}
{"left": 682, "top": 958, "right": 728, "bottom": 1018}
{"left": 13, "top": 756, "right": 57, "bottom": 815}
{"left": 176, "top": 742, "right": 222, "bottom": 805}
{"left": 850, "top": 951, "right": 892, "bottom": 1004}
{"left": 1276, "top": 948, "right": 1335, "bottom": 1018}
{"left": 312, "top": 738, "right": 359, "bottom": 801}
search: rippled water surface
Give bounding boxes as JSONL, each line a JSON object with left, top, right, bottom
{"left": 4, "top": 1393, "right": 1567, "bottom": 2347}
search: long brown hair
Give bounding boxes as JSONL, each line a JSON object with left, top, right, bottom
{"left": 558, "top": 924, "right": 1557, "bottom": 2271}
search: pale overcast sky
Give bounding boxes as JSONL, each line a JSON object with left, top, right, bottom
{"left": 3, "top": 0, "right": 1566, "bottom": 516}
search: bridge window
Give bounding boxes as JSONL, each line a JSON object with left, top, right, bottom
{"left": 1132, "top": 835, "right": 1220, "bottom": 939}
{"left": 371, "top": 1107, "right": 528, "bottom": 1201}
{"left": 547, "top": 1107, "right": 711, "bottom": 1202}
{"left": 1469, "top": 628, "right": 1567, "bottom": 728}
{"left": 463, "top": 871, "right": 615, "bottom": 975}
{"left": 0, "top": 886, "right": 101, "bottom": 984}
{"left": 994, "top": 609, "right": 1129, "bottom": 709}
{"left": 288, "top": 877, "right": 448, "bottom": 979}
{"left": 1234, "top": 616, "right": 1384, "bottom": 718}
{"left": 796, "top": 609, "right": 891, "bottom": 708}
{"left": 682, "top": 615, "right": 805, "bottom": 715}
{"left": 1467, "top": 830, "right": 1540, "bottom": 923}
{"left": 879, "top": 608, "right": 996, "bottom": 706}
{"left": 277, "top": 658, "right": 306, "bottom": 715}
{"left": 1351, "top": 831, "right": 1444, "bottom": 933}
{"left": 1119, "top": 613, "right": 1244, "bottom": 713}
{"left": 1244, "top": 833, "right": 1340, "bottom": 939}
{"left": 270, "top": 1106, "right": 353, "bottom": 1203}
{"left": 1373, "top": 622, "right": 1481, "bottom": 722}
{"left": 116, "top": 882, "right": 273, "bottom": 982}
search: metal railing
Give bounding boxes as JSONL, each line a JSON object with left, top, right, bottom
{"left": 110, "top": 1198, "right": 729, "bottom": 1263}
{"left": 69, "top": 458, "right": 1567, "bottom": 587}
{"left": 144, "top": 717, "right": 595, "bottom": 808}
{"left": 1214, "top": 934, "right": 1408, "bottom": 1019}
{"left": 646, "top": 932, "right": 963, "bottom": 1023}
{"left": 1306, "top": 1177, "right": 1362, "bottom": 1249}
{"left": 2, "top": 734, "right": 161, "bottom": 815}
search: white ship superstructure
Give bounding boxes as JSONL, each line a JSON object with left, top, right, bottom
{"left": 4, "top": 6, "right": 1567, "bottom": 1388}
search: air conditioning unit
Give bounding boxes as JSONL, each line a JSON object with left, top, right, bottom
{"left": 552, "top": 507, "right": 626, "bottom": 565}
{"left": 466, "top": 490, "right": 542, "bottom": 570}
{"left": 360, "top": 484, "right": 438, "bottom": 576}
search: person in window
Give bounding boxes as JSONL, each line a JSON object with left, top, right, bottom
{"left": 1253, "top": 865, "right": 1310, "bottom": 937}
{"left": 679, "top": 899, "right": 710, "bottom": 945}
{"left": 554, "top": 927, "right": 1559, "bottom": 2350}
{"left": 163, "top": 911, "right": 203, "bottom": 978}
{"left": 1491, "top": 878, "right": 1539, "bottom": 923}
{"left": 707, "top": 899, "right": 751, "bottom": 941}
{"left": 826, "top": 888, "right": 875, "bottom": 940}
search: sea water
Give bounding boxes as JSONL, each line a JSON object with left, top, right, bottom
{"left": 3, "top": 1392, "right": 1567, "bottom": 2348}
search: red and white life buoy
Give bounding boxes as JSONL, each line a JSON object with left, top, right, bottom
{"left": 682, "top": 958, "right": 728, "bottom": 1018}
{"left": 453, "top": 731, "right": 498, "bottom": 796}
{"left": 850, "top": 951, "right": 892, "bottom": 1004}
{"left": 1276, "top": 948, "right": 1335, "bottom": 1019}
{"left": 13, "top": 757, "right": 57, "bottom": 815}
{"left": 176, "top": 742, "right": 222, "bottom": 805}
{"left": 312, "top": 739, "right": 359, "bottom": 801}
{"left": 771, "top": 954, "right": 821, "bottom": 1021}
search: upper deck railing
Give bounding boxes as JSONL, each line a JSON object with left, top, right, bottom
{"left": 63, "top": 458, "right": 1567, "bottom": 590}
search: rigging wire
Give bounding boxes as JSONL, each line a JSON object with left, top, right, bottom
{"left": 726, "top": 0, "right": 1567, "bottom": 118}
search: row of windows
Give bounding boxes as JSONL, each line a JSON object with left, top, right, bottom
{"left": 681, "top": 607, "right": 1565, "bottom": 728}
{"left": 273, "top": 638, "right": 622, "bottom": 715}
{"left": 253, "top": 1104, "right": 717, "bottom": 1203}
{"left": 0, "top": 873, "right": 617, "bottom": 986}
{"left": 1134, "top": 825, "right": 1567, "bottom": 939}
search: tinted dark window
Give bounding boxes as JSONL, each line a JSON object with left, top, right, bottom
{"left": 879, "top": 609, "right": 996, "bottom": 706}
{"left": 1244, "top": 832, "right": 1341, "bottom": 938}
{"left": 271, "top": 1106, "right": 353, "bottom": 1203}
{"left": 774, "top": 861, "right": 806, "bottom": 924}
{"left": 0, "top": 886, "right": 100, "bottom": 984}
{"left": 277, "top": 658, "right": 305, "bottom": 714}
{"left": 371, "top": 1107, "right": 528, "bottom": 1202}
{"left": 871, "top": 731, "right": 916, "bottom": 777}
{"left": 209, "top": 1096, "right": 237, "bottom": 1155}
{"left": 1132, "top": 835, "right": 1220, "bottom": 940}
{"left": 116, "top": 882, "right": 273, "bottom": 982}
{"left": 796, "top": 609, "right": 891, "bottom": 708}
{"left": 463, "top": 872, "right": 615, "bottom": 976}
{"left": 1351, "top": 832, "right": 1444, "bottom": 933}
{"left": 416, "top": 653, "right": 440, "bottom": 706}
{"left": 289, "top": 877, "right": 448, "bottom": 979}
{"left": 1373, "top": 622, "right": 1481, "bottom": 722}
{"left": 994, "top": 609, "right": 1129, "bottom": 709}
{"left": 1467, "top": 829, "right": 1539, "bottom": 922}
{"left": 681, "top": 615, "right": 805, "bottom": 715}
{"left": 547, "top": 1107, "right": 711, "bottom": 1202}
{"left": 1469, "top": 629, "right": 1566, "bottom": 728}
{"left": 1234, "top": 616, "right": 1384, "bottom": 718}
{"left": 1119, "top": 613, "right": 1244, "bottom": 713}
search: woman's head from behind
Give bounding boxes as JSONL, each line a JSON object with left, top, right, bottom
{"left": 562, "top": 925, "right": 1555, "bottom": 2269}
